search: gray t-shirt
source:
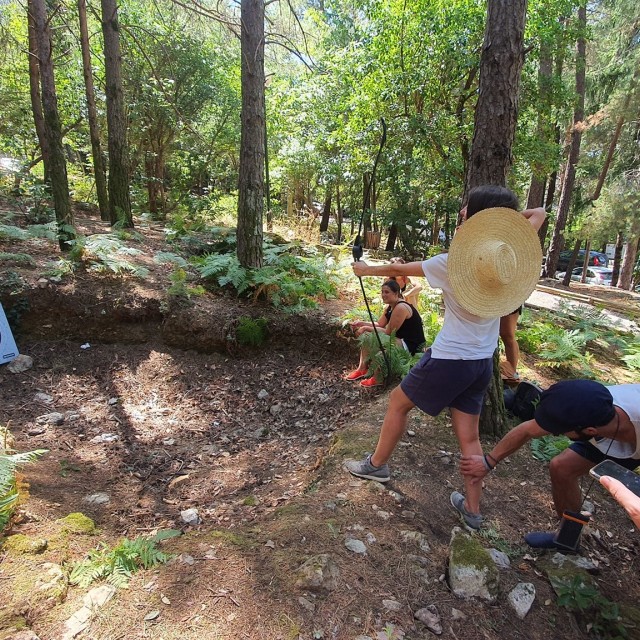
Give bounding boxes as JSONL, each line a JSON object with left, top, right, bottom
{"left": 421, "top": 253, "right": 499, "bottom": 360}
{"left": 591, "top": 384, "right": 640, "bottom": 460}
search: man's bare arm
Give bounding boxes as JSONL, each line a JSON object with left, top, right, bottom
{"left": 352, "top": 260, "right": 426, "bottom": 278}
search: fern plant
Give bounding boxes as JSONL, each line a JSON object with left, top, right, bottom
{"left": 69, "top": 234, "right": 149, "bottom": 277}
{"left": 1, "top": 430, "right": 48, "bottom": 532}
{"left": 621, "top": 338, "right": 640, "bottom": 371}
{"left": 69, "top": 529, "right": 181, "bottom": 588}
{"left": 358, "top": 331, "right": 421, "bottom": 381}
{"left": 236, "top": 316, "right": 268, "bottom": 347}
{"left": 530, "top": 435, "right": 571, "bottom": 462}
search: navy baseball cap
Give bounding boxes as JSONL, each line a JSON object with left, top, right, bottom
{"left": 534, "top": 380, "right": 616, "bottom": 435}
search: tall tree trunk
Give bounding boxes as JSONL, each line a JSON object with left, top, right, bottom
{"left": 335, "top": 182, "right": 342, "bottom": 244}
{"left": 385, "top": 222, "right": 398, "bottom": 252}
{"left": 611, "top": 230, "right": 623, "bottom": 287}
{"left": 618, "top": 238, "right": 639, "bottom": 291}
{"left": 26, "top": 0, "right": 50, "bottom": 184}
{"left": 543, "top": 3, "right": 587, "bottom": 278}
{"left": 464, "top": 0, "right": 526, "bottom": 194}
{"left": 465, "top": 0, "right": 527, "bottom": 438}
{"left": 79, "top": 0, "right": 109, "bottom": 221}
{"left": 101, "top": 0, "right": 133, "bottom": 227}
{"left": 30, "top": 0, "right": 74, "bottom": 251}
{"left": 236, "top": 0, "right": 265, "bottom": 268}
{"left": 319, "top": 186, "right": 332, "bottom": 233}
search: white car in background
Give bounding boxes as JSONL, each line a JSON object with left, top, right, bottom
{"left": 556, "top": 266, "right": 613, "bottom": 286}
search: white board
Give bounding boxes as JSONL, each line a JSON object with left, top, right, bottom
{"left": 0, "top": 303, "right": 19, "bottom": 364}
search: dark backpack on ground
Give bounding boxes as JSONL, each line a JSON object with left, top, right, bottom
{"left": 504, "top": 381, "right": 544, "bottom": 421}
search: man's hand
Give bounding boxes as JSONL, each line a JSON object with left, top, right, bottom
{"left": 460, "top": 454, "right": 489, "bottom": 486}
{"left": 352, "top": 261, "right": 369, "bottom": 277}
{"left": 600, "top": 476, "right": 640, "bottom": 529}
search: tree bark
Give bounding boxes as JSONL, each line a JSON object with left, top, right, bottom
{"left": 101, "top": 0, "right": 133, "bottom": 227}
{"left": 319, "top": 186, "right": 332, "bottom": 233}
{"left": 543, "top": 4, "right": 587, "bottom": 278}
{"left": 30, "top": 0, "right": 75, "bottom": 251}
{"left": 618, "top": 238, "right": 639, "bottom": 290}
{"left": 465, "top": 0, "right": 527, "bottom": 438}
{"left": 78, "top": 0, "right": 109, "bottom": 221}
{"left": 26, "top": 0, "right": 50, "bottom": 184}
{"left": 611, "top": 231, "right": 623, "bottom": 287}
{"left": 464, "top": 0, "right": 527, "bottom": 193}
{"left": 236, "top": 0, "right": 265, "bottom": 268}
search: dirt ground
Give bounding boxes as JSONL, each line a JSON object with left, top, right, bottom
{"left": 2, "top": 205, "right": 640, "bottom": 640}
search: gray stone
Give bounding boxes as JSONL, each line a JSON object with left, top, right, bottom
{"left": 488, "top": 548, "right": 511, "bottom": 569}
{"left": 448, "top": 527, "right": 499, "bottom": 603}
{"left": 257, "top": 389, "right": 269, "bottom": 399}
{"left": 5, "top": 631, "right": 40, "bottom": 640}
{"left": 180, "top": 508, "right": 201, "bottom": 525}
{"left": 508, "top": 582, "right": 536, "bottom": 619}
{"left": 269, "top": 403, "right": 282, "bottom": 416}
{"left": 62, "top": 585, "right": 116, "bottom": 640}
{"left": 89, "top": 433, "right": 119, "bottom": 443}
{"left": 451, "top": 608, "right": 467, "bottom": 621}
{"left": 345, "top": 538, "right": 367, "bottom": 555}
{"left": 36, "top": 412, "right": 64, "bottom": 426}
{"left": 83, "top": 492, "right": 110, "bottom": 506}
{"left": 382, "top": 599, "right": 402, "bottom": 611}
{"left": 295, "top": 554, "right": 340, "bottom": 592}
{"left": 298, "top": 596, "right": 316, "bottom": 612}
{"left": 34, "top": 392, "right": 53, "bottom": 404}
{"left": 414, "top": 605, "right": 442, "bottom": 634}
{"left": 7, "top": 354, "right": 33, "bottom": 373}
{"left": 548, "top": 552, "right": 598, "bottom": 573}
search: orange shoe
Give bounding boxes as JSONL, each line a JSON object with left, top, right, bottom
{"left": 345, "top": 368, "right": 368, "bottom": 381}
{"left": 360, "top": 376, "right": 382, "bottom": 388}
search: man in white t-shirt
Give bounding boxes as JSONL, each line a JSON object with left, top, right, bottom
{"left": 461, "top": 379, "right": 640, "bottom": 546}
{"left": 344, "top": 185, "right": 545, "bottom": 530}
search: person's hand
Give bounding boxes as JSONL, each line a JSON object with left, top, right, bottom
{"left": 600, "top": 476, "right": 640, "bottom": 529}
{"left": 352, "top": 261, "right": 369, "bottom": 277}
{"left": 351, "top": 320, "right": 365, "bottom": 329}
{"left": 460, "top": 455, "right": 489, "bottom": 486}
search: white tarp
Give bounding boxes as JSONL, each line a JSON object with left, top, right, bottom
{"left": 0, "top": 303, "right": 19, "bottom": 364}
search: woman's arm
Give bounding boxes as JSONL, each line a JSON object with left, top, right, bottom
{"left": 384, "top": 304, "right": 412, "bottom": 335}
{"left": 520, "top": 207, "right": 546, "bottom": 232}
{"left": 353, "top": 260, "right": 425, "bottom": 278}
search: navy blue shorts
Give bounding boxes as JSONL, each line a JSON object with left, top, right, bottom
{"left": 569, "top": 441, "right": 640, "bottom": 469}
{"left": 400, "top": 349, "right": 493, "bottom": 416}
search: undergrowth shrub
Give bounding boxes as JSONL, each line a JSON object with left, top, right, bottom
{"left": 236, "top": 316, "right": 268, "bottom": 347}
{"left": 530, "top": 435, "right": 570, "bottom": 462}
{"left": 69, "top": 234, "right": 149, "bottom": 277}
{"left": 0, "top": 426, "right": 47, "bottom": 532}
{"left": 358, "top": 331, "right": 422, "bottom": 381}
{"left": 69, "top": 529, "right": 181, "bottom": 588}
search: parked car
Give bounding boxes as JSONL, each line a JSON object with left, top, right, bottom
{"left": 556, "top": 249, "right": 609, "bottom": 271}
{"left": 556, "top": 266, "right": 613, "bottom": 286}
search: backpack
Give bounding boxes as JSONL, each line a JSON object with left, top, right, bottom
{"left": 506, "top": 381, "right": 544, "bottom": 421}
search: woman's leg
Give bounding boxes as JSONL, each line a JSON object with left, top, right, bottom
{"left": 499, "top": 312, "right": 520, "bottom": 371}
{"left": 370, "top": 386, "right": 415, "bottom": 466}
{"left": 450, "top": 407, "right": 483, "bottom": 514}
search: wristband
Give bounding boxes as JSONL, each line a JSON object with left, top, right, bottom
{"left": 486, "top": 453, "right": 498, "bottom": 466}
{"left": 483, "top": 454, "right": 495, "bottom": 471}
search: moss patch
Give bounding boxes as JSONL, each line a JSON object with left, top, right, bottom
{"left": 59, "top": 512, "right": 97, "bottom": 534}
{"left": 1, "top": 534, "right": 47, "bottom": 555}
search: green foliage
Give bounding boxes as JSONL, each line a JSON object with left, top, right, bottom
{"left": 358, "top": 330, "right": 422, "bottom": 381}
{"left": 552, "top": 574, "right": 629, "bottom": 640}
{"left": 621, "top": 338, "right": 640, "bottom": 371}
{"left": 194, "top": 242, "right": 338, "bottom": 311}
{"left": 0, "top": 252, "right": 35, "bottom": 266}
{"left": 530, "top": 435, "right": 571, "bottom": 462}
{"left": 0, "top": 429, "right": 48, "bottom": 532}
{"left": 69, "top": 234, "right": 149, "bottom": 278}
{"left": 153, "top": 251, "right": 188, "bottom": 268}
{"left": 69, "top": 529, "right": 181, "bottom": 589}
{"left": 166, "top": 267, "right": 205, "bottom": 300}
{"left": 236, "top": 317, "right": 268, "bottom": 347}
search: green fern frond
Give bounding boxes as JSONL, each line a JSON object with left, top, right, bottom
{"left": 0, "top": 224, "right": 28, "bottom": 240}
{"left": 154, "top": 252, "right": 188, "bottom": 267}
{"left": 0, "top": 252, "right": 36, "bottom": 266}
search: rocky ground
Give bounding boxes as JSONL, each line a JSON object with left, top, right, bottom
{"left": 1, "top": 205, "right": 640, "bottom": 640}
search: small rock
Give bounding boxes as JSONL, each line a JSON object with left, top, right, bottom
{"left": 7, "top": 354, "right": 33, "bottom": 373}
{"left": 180, "top": 508, "right": 201, "bottom": 525}
{"left": 344, "top": 538, "right": 367, "bottom": 555}
{"left": 108, "top": 397, "right": 118, "bottom": 405}
{"left": 265, "top": 540, "right": 276, "bottom": 548}
{"left": 37, "top": 278, "right": 49, "bottom": 288}
{"left": 269, "top": 403, "right": 282, "bottom": 416}
{"left": 34, "top": 392, "right": 53, "bottom": 404}
{"left": 508, "top": 582, "right": 536, "bottom": 619}
{"left": 178, "top": 554, "right": 195, "bottom": 565}
{"left": 295, "top": 554, "right": 340, "bottom": 592}
{"left": 382, "top": 599, "right": 402, "bottom": 611}
{"left": 162, "top": 438, "right": 175, "bottom": 446}
{"left": 401, "top": 510, "right": 415, "bottom": 519}
{"left": 36, "top": 412, "right": 65, "bottom": 426}
{"left": 257, "top": 389, "right": 269, "bottom": 399}
{"left": 365, "top": 532, "right": 377, "bottom": 545}
{"left": 82, "top": 493, "right": 110, "bottom": 506}
{"left": 488, "top": 548, "right": 511, "bottom": 569}
{"left": 414, "top": 605, "right": 442, "bottom": 634}
{"left": 89, "top": 433, "right": 119, "bottom": 443}
{"left": 375, "top": 510, "right": 392, "bottom": 520}
{"left": 407, "top": 430, "right": 416, "bottom": 437}
{"left": 388, "top": 490, "right": 403, "bottom": 503}
{"left": 298, "top": 596, "right": 316, "bottom": 612}
{"left": 451, "top": 608, "right": 466, "bottom": 621}
{"left": 80, "top": 343, "right": 91, "bottom": 350}
{"left": 400, "top": 530, "right": 431, "bottom": 552}
{"left": 144, "top": 610, "right": 160, "bottom": 621}
{"left": 6, "top": 631, "right": 40, "bottom": 640}
{"left": 27, "top": 426, "right": 47, "bottom": 436}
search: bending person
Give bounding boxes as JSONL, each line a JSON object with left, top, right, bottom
{"left": 460, "top": 379, "right": 640, "bottom": 546}
{"left": 346, "top": 279, "right": 425, "bottom": 388}
{"left": 389, "top": 257, "right": 423, "bottom": 308}
{"left": 344, "top": 185, "right": 545, "bottom": 531}
{"left": 499, "top": 307, "right": 521, "bottom": 381}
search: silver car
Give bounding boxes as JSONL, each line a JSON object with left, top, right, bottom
{"left": 556, "top": 266, "right": 613, "bottom": 286}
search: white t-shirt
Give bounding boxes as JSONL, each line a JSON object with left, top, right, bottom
{"left": 421, "top": 253, "right": 499, "bottom": 360}
{"left": 591, "top": 384, "right": 640, "bottom": 460}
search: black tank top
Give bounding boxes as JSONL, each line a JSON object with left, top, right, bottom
{"left": 384, "top": 302, "right": 426, "bottom": 354}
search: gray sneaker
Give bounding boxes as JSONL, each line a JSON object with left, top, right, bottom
{"left": 344, "top": 454, "right": 390, "bottom": 483}
{"left": 450, "top": 491, "right": 483, "bottom": 530}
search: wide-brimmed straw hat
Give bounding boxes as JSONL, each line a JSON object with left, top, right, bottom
{"left": 448, "top": 207, "right": 542, "bottom": 318}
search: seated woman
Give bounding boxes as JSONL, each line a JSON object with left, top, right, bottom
{"left": 346, "top": 279, "right": 426, "bottom": 387}
{"left": 388, "top": 257, "right": 423, "bottom": 308}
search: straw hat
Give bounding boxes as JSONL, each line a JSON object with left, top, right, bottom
{"left": 448, "top": 207, "right": 542, "bottom": 318}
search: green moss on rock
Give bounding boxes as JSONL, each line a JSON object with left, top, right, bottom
{"left": 1, "top": 534, "right": 47, "bottom": 555}
{"left": 59, "top": 512, "right": 96, "bottom": 534}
